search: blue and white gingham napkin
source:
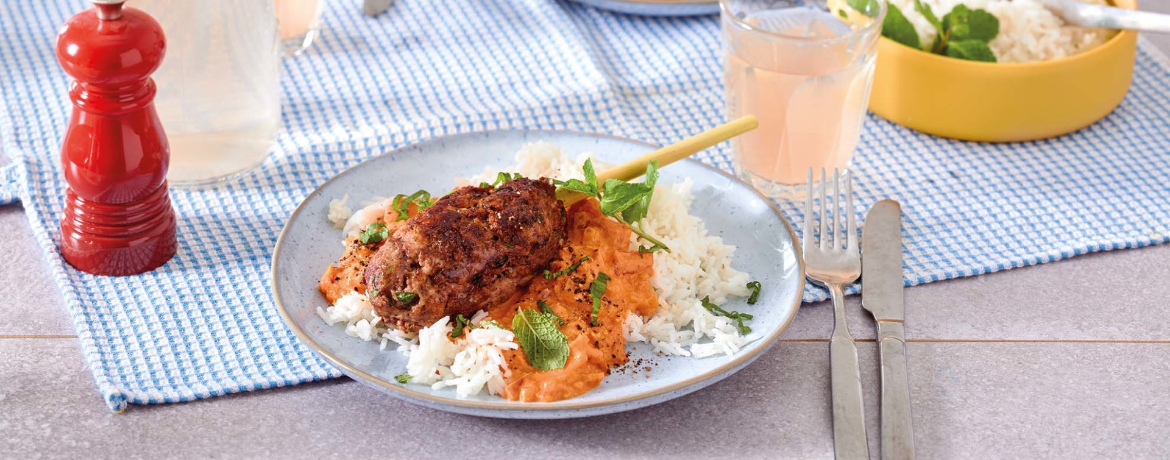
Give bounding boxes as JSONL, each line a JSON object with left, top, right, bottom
{"left": 1, "top": 0, "right": 1167, "bottom": 411}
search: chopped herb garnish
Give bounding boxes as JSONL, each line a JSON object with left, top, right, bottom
{"left": 746, "top": 281, "right": 762, "bottom": 305}
{"left": 543, "top": 255, "right": 591, "bottom": 280}
{"left": 394, "top": 291, "right": 418, "bottom": 305}
{"left": 638, "top": 243, "right": 668, "bottom": 255}
{"left": 450, "top": 313, "right": 472, "bottom": 338}
{"left": 367, "top": 288, "right": 380, "bottom": 300}
{"left": 478, "top": 320, "right": 503, "bottom": 329}
{"left": 537, "top": 300, "right": 565, "bottom": 326}
{"left": 391, "top": 190, "right": 436, "bottom": 221}
{"left": 512, "top": 307, "right": 569, "bottom": 371}
{"left": 701, "top": 296, "right": 754, "bottom": 335}
{"left": 395, "top": 373, "right": 411, "bottom": 384}
{"left": 359, "top": 222, "right": 388, "bottom": 244}
{"left": 589, "top": 272, "right": 611, "bottom": 326}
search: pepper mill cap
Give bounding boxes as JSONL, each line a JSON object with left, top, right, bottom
{"left": 56, "top": 1, "right": 165, "bottom": 86}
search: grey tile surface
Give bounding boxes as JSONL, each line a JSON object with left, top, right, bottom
{"left": 5, "top": 339, "right": 1170, "bottom": 459}
{"left": 0, "top": 204, "right": 71, "bottom": 336}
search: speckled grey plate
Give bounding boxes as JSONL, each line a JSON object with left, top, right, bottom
{"left": 272, "top": 130, "right": 804, "bottom": 419}
{"left": 566, "top": 0, "right": 718, "bottom": 16}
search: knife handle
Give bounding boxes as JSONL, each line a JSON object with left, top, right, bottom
{"left": 877, "top": 321, "right": 915, "bottom": 460}
{"left": 829, "top": 284, "right": 870, "bottom": 460}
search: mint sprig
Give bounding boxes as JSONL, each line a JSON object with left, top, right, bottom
{"left": 880, "top": 2, "right": 998, "bottom": 63}
{"left": 555, "top": 159, "right": 670, "bottom": 254}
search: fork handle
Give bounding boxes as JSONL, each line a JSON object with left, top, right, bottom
{"left": 829, "top": 284, "right": 870, "bottom": 460}
{"left": 878, "top": 321, "right": 915, "bottom": 460}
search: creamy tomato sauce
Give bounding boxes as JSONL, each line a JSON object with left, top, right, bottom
{"left": 487, "top": 200, "right": 657, "bottom": 402}
{"left": 319, "top": 197, "right": 657, "bottom": 403}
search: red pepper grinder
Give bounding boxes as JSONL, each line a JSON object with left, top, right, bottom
{"left": 55, "top": 0, "right": 177, "bottom": 276}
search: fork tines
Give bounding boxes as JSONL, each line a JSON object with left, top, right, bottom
{"left": 802, "top": 168, "right": 856, "bottom": 253}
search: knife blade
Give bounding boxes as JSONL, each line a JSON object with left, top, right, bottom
{"left": 862, "top": 199, "right": 915, "bottom": 460}
{"left": 862, "top": 200, "right": 903, "bottom": 322}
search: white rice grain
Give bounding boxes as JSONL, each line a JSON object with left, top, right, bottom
{"left": 326, "top": 194, "right": 352, "bottom": 229}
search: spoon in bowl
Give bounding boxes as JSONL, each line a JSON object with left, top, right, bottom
{"left": 1041, "top": 0, "right": 1170, "bottom": 33}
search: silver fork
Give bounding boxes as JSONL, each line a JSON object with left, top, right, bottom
{"left": 804, "top": 169, "right": 869, "bottom": 460}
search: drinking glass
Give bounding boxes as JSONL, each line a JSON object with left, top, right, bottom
{"left": 274, "top": 0, "right": 324, "bottom": 56}
{"left": 721, "top": 0, "right": 885, "bottom": 197}
{"left": 132, "top": 0, "right": 282, "bottom": 187}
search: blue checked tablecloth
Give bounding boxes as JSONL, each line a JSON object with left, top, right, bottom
{"left": 1, "top": 0, "right": 1168, "bottom": 411}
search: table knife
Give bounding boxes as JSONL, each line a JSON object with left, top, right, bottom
{"left": 861, "top": 200, "right": 915, "bottom": 460}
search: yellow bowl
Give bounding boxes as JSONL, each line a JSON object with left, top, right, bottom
{"left": 867, "top": 0, "right": 1139, "bottom": 142}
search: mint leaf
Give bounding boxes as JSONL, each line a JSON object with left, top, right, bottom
{"left": 848, "top": 0, "right": 879, "bottom": 17}
{"left": 882, "top": 5, "right": 921, "bottom": 50}
{"left": 963, "top": 9, "right": 999, "bottom": 41}
{"left": 512, "top": 308, "right": 569, "bottom": 371}
{"left": 599, "top": 179, "right": 651, "bottom": 218}
{"left": 543, "top": 255, "right": 590, "bottom": 280}
{"left": 946, "top": 39, "right": 996, "bottom": 62}
{"left": 589, "top": 272, "right": 611, "bottom": 326}
{"left": 746, "top": 281, "right": 762, "bottom": 305}
{"left": 621, "top": 160, "right": 658, "bottom": 224}
{"left": 555, "top": 178, "right": 599, "bottom": 198}
{"left": 582, "top": 158, "right": 598, "bottom": 191}
{"left": 913, "top": 0, "right": 941, "bottom": 31}
{"left": 537, "top": 300, "right": 565, "bottom": 326}
{"left": 395, "top": 373, "right": 411, "bottom": 384}
{"left": 359, "top": 222, "right": 388, "bottom": 244}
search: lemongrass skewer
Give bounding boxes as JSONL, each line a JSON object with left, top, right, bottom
{"left": 556, "top": 115, "right": 759, "bottom": 204}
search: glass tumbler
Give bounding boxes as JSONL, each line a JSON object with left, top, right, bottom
{"left": 131, "top": 0, "right": 282, "bottom": 187}
{"left": 721, "top": 0, "right": 885, "bottom": 197}
{"left": 274, "top": 0, "right": 324, "bottom": 55}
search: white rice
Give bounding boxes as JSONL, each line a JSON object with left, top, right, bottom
{"left": 322, "top": 141, "right": 756, "bottom": 397}
{"left": 315, "top": 292, "right": 417, "bottom": 355}
{"left": 407, "top": 317, "right": 517, "bottom": 397}
{"left": 888, "top": 0, "right": 1115, "bottom": 63}
{"left": 326, "top": 194, "right": 351, "bottom": 229}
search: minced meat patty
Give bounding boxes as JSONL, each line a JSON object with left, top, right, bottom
{"left": 363, "top": 177, "right": 568, "bottom": 331}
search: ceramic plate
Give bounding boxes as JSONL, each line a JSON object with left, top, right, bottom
{"left": 272, "top": 130, "right": 804, "bottom": 418}
{"left": 566, "top": 0, "right": 719, "bottom": 16}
